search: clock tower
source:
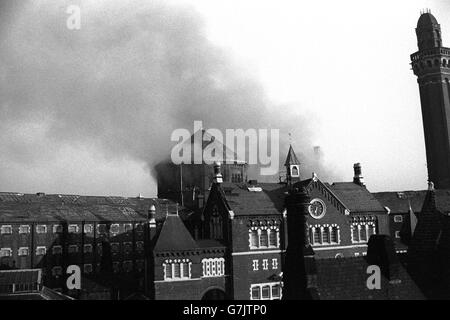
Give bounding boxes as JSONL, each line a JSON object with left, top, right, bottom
{"left": 411, "top": 11, "right": 450, "bottom": 188}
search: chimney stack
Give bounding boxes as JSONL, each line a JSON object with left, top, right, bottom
{"left": 353, "top": 163, "right": 365, "bottom": 186}
{"left": 213, "top": 161, "right": 223, "bottom": 184}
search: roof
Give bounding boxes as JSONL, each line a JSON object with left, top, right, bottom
{"left": 219, "top": 182, "right": 287, "bottom": 216}
{"left": 0, "top": 269, "right": 41, "bottom": 287}
{"left": 284, "top": 145, "right": 301, "bottom": 166}
{"left": 0, "top": 192, "right": 183, "bottom": 223}
{"left": 329, "top": 182, "right": 385, "bottom": 213}
{"left": 153, "top": 214, "right": 199, "bottom": 252}
{"left": 315, "top": 257, "right": 424, "bottom": 300}
{"left": 417, "top": 12, "right": 439, "bottom": 28}
{"left": 373, "top": 191, "right": 427, "bottom": 214}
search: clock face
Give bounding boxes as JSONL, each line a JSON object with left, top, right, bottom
{"left": 309, "top": 199, "right": 326, "bottom": 219}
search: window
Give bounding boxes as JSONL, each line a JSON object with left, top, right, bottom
{"left": 394, "top": 215, "right": 403, "bottom": 223}
{"left": 310, "top": 225, "right": 340, "bottom": 246}
{"left": 68, "top": 224, "right": 79, "bottom": 233}
{"left": 210, "top": 206, "right": 223, "bottom": 240}
{"left": 262, "top": 259, "right": 269, "bottom": 270}
{"left": 252, "top": 260, "right": 259, "bottom": 271}
{"left": 52, "top": 245, "right": 62, "bottom": 255}
{"left": 202, "top": 258, "right": 225, "bottom": 277}
{"left": 97, "top": 243, "right": 103, "bottom": 256}
{"left": 36, "top": 225, "right": 47, "bottom": 234}
{"left": 84, "top": 224, "right": 93, "bottom": 233}
{"left": 136, "top": 259, "right": 145, "bottom": 271}
{"left": 19, "top": 225, "right": 30, "bottom": 234}
{"left": 135, "top": 223, "right": 144, "bottom": 233}
{"left": 0, "top": 248, "right": 12, "bottom": 257}
{"left": 259, "top": 230, "right": 268, "bottom": 247}
{"left": 322, "top": 227, "right": 330, "bottom": 244}
{"left": 249, "top": 226, "right": 280, "bottom": 249}
{"left": 251, "top": 286, "right": 261, "bottom": 300}
{"left": 52, "top": 266, "right": 63, "bottom": 277}
{"left": 53, "top": 224, "right": 63, "bottom": 234}
{"left": 163, "top": 259, "right": 191, "bottom": 280}
{"left": 110, "top": 224, "right": 120, "bottom": 234}
{"left": 84, "top": 244, "right": 93, "bottom": 253}
{"left": 271, "top": 285, "right": 281, "bottom": 299}
{"left": 136, "top": 241, "right": 144, "bottom": 252}
{"left": 18, "top": 247, "right": 29, "bottom": 256}
{"left": 112, "top": 262, "right": 120, "bottom": 273}
{"left": 261, "top": 285, "right": 270, "bottom": 299}
{"left": 272, "top": 258, "right": 278, "bottom": 270}
{"left": 395, "top": 231, "right": 401, "bottom": 238}
{"left": 36, "top": 246, "right": 46, "bottom": 256}
{"left": 250, "top": 230, "right": 258, "bottom": 248}
{"left": 331, "top": 226, "right": 339, "bottom": 243}
{"left": 97, "top": 224, "right": 107, "bottom": 234}
{"left": 250, "top": 283, "right": 282, "bottom": 300}
{"left": 123, "top": 242, "right": 132, "bottom": 254}
{"left": 269, "top": 229, "right": 278, "bottom": 247}
{"left": 124, "top": 223, "right": 133, "bottom": 233}
{"left": 84, "top": 264, "right": 93, "bottom": 274}
{"left": 123, "top": 260, "right": 133, "bottom": 273}
{"left": 68, "top": 245, "right": 78, "bottom": 254}
{"left": 111, "top": 242, "right": 120, "bottom": 254}
{"left": 351, "top": 219, "right": 376, "bottom": 243}
{"left": 1, "top": 225, "right": 12, "bottom": 234}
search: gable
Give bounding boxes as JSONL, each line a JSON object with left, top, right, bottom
{"left": 299, "top": 179, "right": 350, "bottom": 216}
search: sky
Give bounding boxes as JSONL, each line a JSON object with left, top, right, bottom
{"left": 0, "top": 0, "right": 449, "bottom": 197}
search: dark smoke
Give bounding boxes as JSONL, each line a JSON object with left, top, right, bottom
{"left": 0, "top": 0, "right": 336, "bottom": 196}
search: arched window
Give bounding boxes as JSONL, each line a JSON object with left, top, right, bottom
{"left": 269, "top": 229, "right": 278, "bottom": 247}
{"left": 260, "top": 229, "right": 269, "bottom": 247}
{"left": 250, "top": 230, "right": 258, "bottom": 248}
{"left": 331, "top": 226, "right": 339, "bottom": 244}
{"left": 210, "top": 206, "right": 223, "bottom": 240}
{"left": 322, "top": 227, "right": 330, "bottom": 244}
{"left": 291, "top": 166, "right": 299, "bottom": 176}
{"left": 313, "top": 227, "right": 321, "bottom": 244}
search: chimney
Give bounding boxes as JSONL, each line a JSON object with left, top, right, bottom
{"left": 148, "top": 205, "right": 156, "bottom": 227}
{"left": 353, "top": 163, "right": 365, "bottom": 186}
{"left": 213, "top": 162, "right": 223, "bottom": 184}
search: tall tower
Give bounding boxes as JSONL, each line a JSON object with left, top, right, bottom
{"left": 411, "top": 11, "right": 450, "bottom": 189}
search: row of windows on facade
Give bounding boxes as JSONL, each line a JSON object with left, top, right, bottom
{"left": 0, "top": 223, "right": 144, "bottom": 235}
{"left": 252, "top": 258, "right": 278, "bottom": 271}
{"left": 309, "top": 225, "right": 340, "bottom": 246}
{"left": 163, "top": 258, "right": 226, "bottom": 280}
{"left": 50, "top": 260, "right": 145, "bottom": 276}
{"left": 351, "top": 222, "right": 376, "bottom": 243}
{"left": 249, "top": 227, "right": 279, "bottom": 249}
{"left": 250, "top": 282, "right": 282, "bottom": 300}
{"left": 0, "top": 241, "right": 145, "bottom": 257}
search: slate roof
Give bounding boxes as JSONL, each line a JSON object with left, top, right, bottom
{"left": 284, "top": 145, "right": 301, "bottom": 166}
{"left": 372, "top": 191, "right": 427, "bottom": 214}
{"left": 0, "top": 192, "right": 183, "bottom": 223}
{"left": 329, "top": 182, "right": 385, "bottom": 213}
{"left": 315, "top": 257, "right": 424, "bottom": 300}
{"left": 219, "top": 182, "right": 287, "bottom": 216}
{"left": 153, "top": 214, "right": 199, "bottom": 252}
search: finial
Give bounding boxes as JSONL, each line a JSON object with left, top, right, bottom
{"left": 312, "top": 172, "right": 318, "bottom": 182}
{"left": 428, "top": 180, "right": 435, "bottom": 191}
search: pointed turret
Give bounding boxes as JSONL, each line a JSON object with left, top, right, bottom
{"left": 285, "top": 145, "right": 301, "bottom": 184}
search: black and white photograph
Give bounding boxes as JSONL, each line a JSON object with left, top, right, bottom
{"left": 0, "top": 0, "right": 449, "bottom": 306}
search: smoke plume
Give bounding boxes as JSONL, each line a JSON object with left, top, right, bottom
{"left": 0, "top": 0, "right": 334, "bottom": 197}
